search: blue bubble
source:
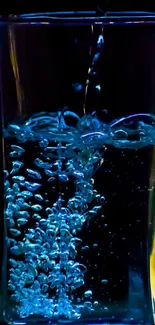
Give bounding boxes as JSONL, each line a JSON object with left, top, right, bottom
{"left": 26, "top": 168, "right": 41, "bottom": 180}
{"left": 24, "top": 181, "right": 42, "bottom": 191}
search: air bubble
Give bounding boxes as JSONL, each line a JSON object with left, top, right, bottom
{"left": 71, "top": 278, "right": 84, "bottom": 290}
{"left": 26, "top": 168, "right": 41, "bottom": 180}
{"left": 6, "top": 218, "right": 15, "bottom": 228}
{"left": 59, "top": 173, "right": 69, "bottom": 182}
{"left": 8, "top": 124, "right": 20, "bottom": 132}
{"left": 12, "top": 183, "right": 20, "bottom": 193}
{"left": 34, "top": 158, "right": 52, "bottom": 169}
{"left": 9, "top": 151, "right": 23, "bottom": 158}
{"left": 84, "top": 301, "right": 92, "bottom": 309}
{"left": 47, "top": 177, "right": 55, "bottom": 182}
{"left": 24, "top": 181, "right": 41, "bottom": 191}
{"left": 4, "top": 169, "right": 9, "bottom": 178}
{"left": 32, "top": 213, "right": 41, "bottom": 221}
{"left": 93, "top": 301, "right": 99, "bottom": 306}
{"left": 17, "top": 190, "right": 33, "bottom": 198}
{"left": 84, "top": 290, "right": 92, "bottom": 298}
{"left": 16, "top": 211, "right": 30, "bottom": 219}
{"left": 8, "top": 283, "right": 16, "bottom": 291}
{"left": 81, "top": 245, "right": 89, "bottom": 251}
{"left": 41, "top": 284, "right": 49, "bottom": 293}
{"left": 100, "top": 196, "right": 105, "bottom": 204}
{"left": 10, "top": 161, "right": 24, "bottom": 175}
{"left": 9, "top": 258, "right": 18, "bottom": 267}
{"left": 17, "top": 218, "right": 28, "bottom": 226}
{"left": 10, "top": 245, "right": 21, "bottom": 255}
{"left": 101, "top": 279, "right": 108, "bottom": 284}
{"left": 39, "top": 219, "right": 47, "bottom": 227}
{"left": 12, "top": 176, "right": 25, "bottom": 183}
{"left": 11, "top": 145, "right": 25, "bottom": 153}
{"left": 9, "top": 228, "right": 21, "bottom": 237}
{"left": 4, "top": 180, "right": 10, "bottom": 191}
{"left": 39, "top": 139, "right": 49, "bottom": 148}
{"left": 31, "top": 204, "right": 42, "bottom": 211}
{"left": 16, "top": 198, "right": 30, "bottom": 209}
{"left": 45, "top": 169, "right": 54, "bottom": 176}
{"left": 34, "top": 194, "right": 43, "bottom": 201}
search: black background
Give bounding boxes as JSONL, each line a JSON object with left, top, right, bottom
{"left": 0, "top": 0, "right": 155, "bottom": 16}
{"left": 0, "top": 1, "right": 155, "bottom": 324}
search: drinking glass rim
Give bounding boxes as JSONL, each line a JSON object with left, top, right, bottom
{"left": 1, "top": 11, "right": 155, "bottom": 25}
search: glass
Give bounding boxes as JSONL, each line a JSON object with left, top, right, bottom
{"left": 0, "top": 10, "right": 155, "bottom": 325}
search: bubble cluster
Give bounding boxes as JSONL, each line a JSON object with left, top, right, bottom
{"left": 4, "top": 109, "right": 154, "bottom": 321}
{"left": 4, "top": 112, "right": 107, "bottom": 321}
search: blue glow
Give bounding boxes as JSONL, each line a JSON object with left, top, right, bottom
{"left": 4, "top": 110, "right": 155, "bottom": 320}
{"left": 7, "top": 11, "right": 155, "bottom": 26}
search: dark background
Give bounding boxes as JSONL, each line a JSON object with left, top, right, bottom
{"left": 0, "top": 1, "right": 155, "bottom": 324}
{"left": 1, "top": 0, "right": 155, "bottom": 16}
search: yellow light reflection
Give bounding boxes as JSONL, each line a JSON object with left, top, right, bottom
{"left": 149, "top": 146, "right": 155, "bottom": 319}
{"left": 8, "top": 26, "right": 24, "bottom": 116}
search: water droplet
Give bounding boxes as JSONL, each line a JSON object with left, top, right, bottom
{"left": 97, "top": 34, "right": 104, "bottom": 48}
{"left": 84, "top": 290, "right": 92, "bottom": 298}
{"left": 31, "top": 204, "right": 42, "bottom": 211}
{"left": 12, "top": 176, "right": 25, "bottom": 183}
{"left": 9, "top": 228, "right": 21, "bottom": 237}
{"left": 26, "top": 168, "right": 41, "bottom": 180}
{"left": 24, "top": 181, "right": 41, "bottom": 191}
{"left": 34, "top": 194, "right": 43, "bottom": 201}
{"left": 96, "top": 84, "right": 101, "bottom": 91}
